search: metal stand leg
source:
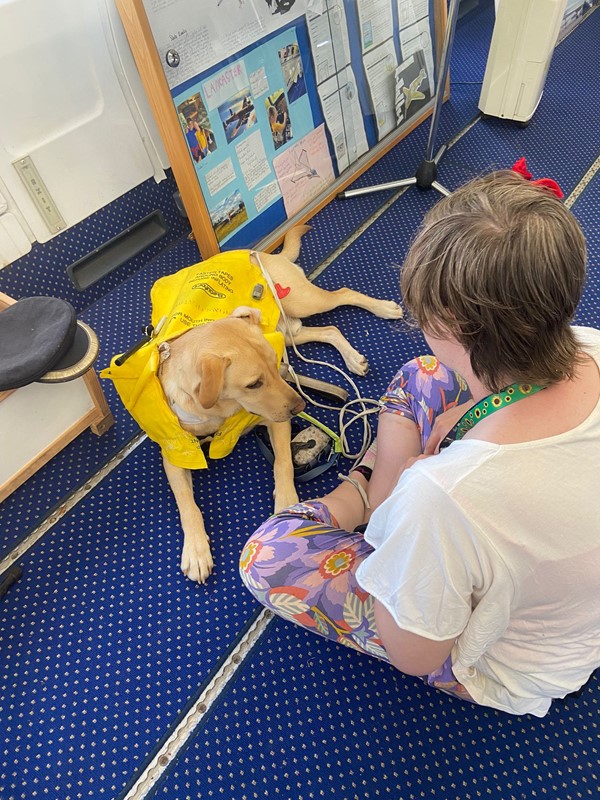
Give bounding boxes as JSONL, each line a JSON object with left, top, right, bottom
{"left": 338, "top": 0, "right": 461, "bottom": 201}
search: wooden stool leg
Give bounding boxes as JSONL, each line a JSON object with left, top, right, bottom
{"left": 83, "top": 369, "right": 115, "bottom": 435}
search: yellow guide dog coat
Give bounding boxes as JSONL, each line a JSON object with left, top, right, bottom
{"left": 101, "top": 252, "right": 284, "bottom": 469}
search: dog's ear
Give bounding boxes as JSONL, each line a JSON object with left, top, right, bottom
{"left": 229, "top": 306, "right": 262, "bottom": 325}
{"left": 196, "top": 354, "right": 231, "bottom": 409}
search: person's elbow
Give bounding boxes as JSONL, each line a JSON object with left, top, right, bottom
{"left": 374, "top": 599, "right": 456, "bottom": 676}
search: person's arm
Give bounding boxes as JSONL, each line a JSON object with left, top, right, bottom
{"left": 366, "top": 399, "right": 476, "bottom": 516}
{"left": 360, "top": 473, "right": 474, "bottom": 675}
{"left": 366, "top": 412, "right": 422, "bottom": 516}
{"left": 423, "top": 400, "right": 475, "bottom": 455}
{"left": 374, "top": 600, "right": 455, "bottom": 675}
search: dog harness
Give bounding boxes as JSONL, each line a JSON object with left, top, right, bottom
{"left": 100, "top": 251, "right": 285, "bottom": 469}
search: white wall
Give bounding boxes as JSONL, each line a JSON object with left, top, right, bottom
{"left": 0, "top": 0, "right": 170, "bottom": 267}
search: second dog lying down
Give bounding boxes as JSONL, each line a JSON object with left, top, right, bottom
{"left": 104, "top": 225, "right": 402, "bottom": 582}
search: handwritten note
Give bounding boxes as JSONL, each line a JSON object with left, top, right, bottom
{"left": 236, "top": 132, "right": 271, "bottom": 191}
{"left": 205, "top": 158, "right": 236, "bottom": 196}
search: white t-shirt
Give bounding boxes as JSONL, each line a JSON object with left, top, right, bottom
{"left": 357, "top": 326, "right": 600, "bottom": 717}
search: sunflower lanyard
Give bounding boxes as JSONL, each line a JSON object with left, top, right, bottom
{"left": 439, "top": 382, "right": 545, "bottom": 450}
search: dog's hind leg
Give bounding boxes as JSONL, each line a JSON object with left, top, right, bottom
{"left": 284, "top": 321, "right": 369, "bottom": 376}
{"left": 280, "top": 282, "right": 402, "bottom": 321}
{"left": 328, "top": 287, "right": 403, "bottom": 319}
{"left": 163, "top": 456, "right": 214, "bottom": 584}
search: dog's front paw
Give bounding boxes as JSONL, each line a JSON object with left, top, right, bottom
{"left": 181, "top": 533, "right": 214, "bottom": 584}
{"left": 373, "top": 300, "right": 403, "bottom": 319}
{"left": 345, "top": 349, "right": 369, "bottom": 376}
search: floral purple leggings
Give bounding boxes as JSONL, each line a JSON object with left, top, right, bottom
{"left": 240, "top": 356, "right": 475, "bottom": 702}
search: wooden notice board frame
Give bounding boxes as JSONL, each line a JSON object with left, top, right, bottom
{"left": 116, "top": 0, "right": 447, "bottom": 260}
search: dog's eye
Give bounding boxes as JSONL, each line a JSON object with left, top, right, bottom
{"left": 246, "top": 379, "right": 263, "bottom": 390}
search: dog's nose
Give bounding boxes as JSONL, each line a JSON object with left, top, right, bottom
{"left": 291, "top": 397, "right": 306, "bottom": 415}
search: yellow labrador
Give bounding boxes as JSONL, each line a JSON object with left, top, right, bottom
{"left": 158, "top": 225, "right": 402, "bottom": 582}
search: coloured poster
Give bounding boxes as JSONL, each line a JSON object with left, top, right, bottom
{"left": 143, "top": 0, "right": 308, "bottom": 90}
{"left": 394, "top": 48, "right": 431, "bottom": 126}
{"left": 272, "top": 124, "right": 335, "bottom": 218}
{"left": 172, "top": 27, "right": 315, "bottom": 245}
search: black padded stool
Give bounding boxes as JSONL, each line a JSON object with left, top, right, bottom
{"left": 0, "top": 296, "right": 99, "bottom": 392}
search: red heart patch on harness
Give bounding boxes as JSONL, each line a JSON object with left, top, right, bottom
{"left": 275, "top": 283, "right": 291, "bottom": 299}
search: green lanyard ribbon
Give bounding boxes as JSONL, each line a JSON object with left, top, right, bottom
{"left": 440, "top": 382, "right": 545, "bottom": 449}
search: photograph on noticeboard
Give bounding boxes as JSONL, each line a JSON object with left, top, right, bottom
{"left": 278, "top": 41, "right": 306, "bottom": 103}
{"left": 177, "top": 94, "right": 218, "bottom": 164}
{"left": 265, "top": 90, "right": 293, "bottom": 150}
{"left": 208, "top": 189, "right": 249, "bottom": 243}
{"left": 218, "top": 90, "right": 257, "bottom": 144}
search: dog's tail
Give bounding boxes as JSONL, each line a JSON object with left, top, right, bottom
{"left": 280, "top": 224, "right": 311, "bottom": 263}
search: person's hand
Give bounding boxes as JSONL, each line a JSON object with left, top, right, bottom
{"left": 403, "top": 454, "right": 431, "bottom": 471}
{"left": 423, "top": 401, "right": 474, "bottom": 455}
{"left": 389, "top": 454, "right": 432, "bottom": 490}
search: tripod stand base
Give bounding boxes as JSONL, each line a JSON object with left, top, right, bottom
{"left": 337, "top": 161, "right": 450, "bottom": 200}
{"left": 336, "top": 176, "right": 416, "bottom": 200}
{"left": 415, "top": 158, "right": 437, "bottom": 189}
{"left": 415, "top": 157, "right": 451, "bottom": 196}
{"left": 336, "top": 0, "right": 461, "bottom": 204}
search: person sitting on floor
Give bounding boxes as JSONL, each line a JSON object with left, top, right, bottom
{"left": 239, "top": 169, "right": 600, "bottom": 717}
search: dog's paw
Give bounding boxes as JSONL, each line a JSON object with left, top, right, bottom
{"left": 181, "top": 535, "right": 214, "bottom": 584}
{"left": 373, "top": 300, "right": 403, "bottom": 319}
{"left": 345, "top": 349, "right": 370, "bottom": 376}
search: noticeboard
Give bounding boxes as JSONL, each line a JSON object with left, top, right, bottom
{"left": 116, "top": 0, "right": 446, "bottom": 259}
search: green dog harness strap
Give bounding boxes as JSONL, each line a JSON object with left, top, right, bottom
{"left": 440, "top": 382, "right": 545, "bottom": 449}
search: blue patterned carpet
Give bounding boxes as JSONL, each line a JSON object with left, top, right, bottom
{"left": 153, "top": 620, "right": 599, "bottom": 800}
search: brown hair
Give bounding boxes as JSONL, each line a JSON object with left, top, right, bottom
{"left": 400, "top": 170, "right": 587, "bottom": 390}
